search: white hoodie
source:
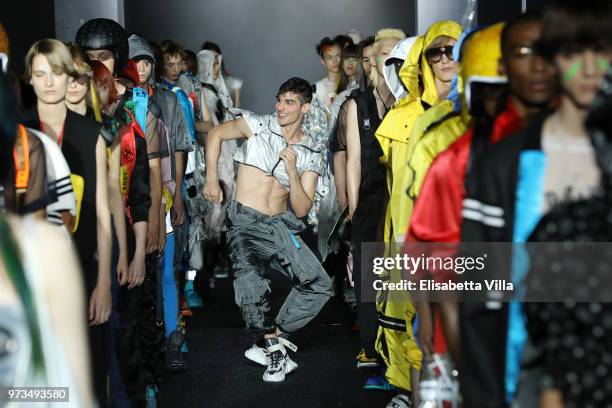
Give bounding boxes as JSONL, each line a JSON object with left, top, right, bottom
{"left": 383, "top": 36, "right": 419, "bottom": 102}
{"left": 196, "top": 50, "right": 234, "bottom": 123}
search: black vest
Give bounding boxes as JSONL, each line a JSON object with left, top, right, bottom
{"left": 21, "top": 108, "right": 101, "bottom": 267}
{"left": 350, "top": 88, "right": 386, "bottom": 194}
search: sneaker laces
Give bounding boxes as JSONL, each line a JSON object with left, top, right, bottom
{"left": 266, "top": 346, "right": 286, "bottom": 374}
{"left": 269, "top": 350, "right": 285, "bottom": 371}
{"left": 387, "top": 394, "right": 412, "bottom": 408}
{"left": 265, "top": 338, "right": 295, "bottom": 374}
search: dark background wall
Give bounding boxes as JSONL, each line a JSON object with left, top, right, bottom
{"left": 526, "top": 0, "right": 554, "bottom": 12}
{"left": 478, "top": 0, "right": 553, "bottom": 25}
{"left": 125, "top": 0, "right": 415, "bottom": 113}
{"left": 0, "top": 1, "right": 55, "bottom": 74}
{"left": 478, "top": 1, "right": 522, "bottom": 25}
{"left": 0, "top": 0, "right": 555, "bottom": 111}
{"left": 54, "top": 0, "right": 124, "bottom": 43}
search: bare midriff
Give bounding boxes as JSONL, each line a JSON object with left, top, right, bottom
{"left": 234, "top": 163, "right": 290, "bottom": 216}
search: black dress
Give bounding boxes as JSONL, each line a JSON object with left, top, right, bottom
{"left": 21, "top": 108, "right": 102, "bottom": 289}
{"left": 21, "top": 106, "right": 109, "bottom": 406}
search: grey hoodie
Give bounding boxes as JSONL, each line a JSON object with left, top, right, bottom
{"left": 128, "top": 34, "right": 154, "bottom": 61}
{"left": 127, "top": 34, "right": 192, "bottom": 155}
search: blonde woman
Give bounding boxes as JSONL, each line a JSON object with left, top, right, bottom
{"left": 22, "top": 38, "right": 112, "bottom": 405}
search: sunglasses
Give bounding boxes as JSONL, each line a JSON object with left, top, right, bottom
{"left": 425, "top": 46, "right": 454, "bottom": 63}
{"left": 73, "top": 73, "right": 91, "bottom": 86}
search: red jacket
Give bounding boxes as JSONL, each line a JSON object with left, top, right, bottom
{"left": 407, "top": 101, "right": 522, "bottom": 245}
{"left": 405, "top": 100, "right": 522, "bottom": 353}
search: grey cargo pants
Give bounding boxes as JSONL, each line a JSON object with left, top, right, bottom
{"left": 226, "top": 201, "right": 333, "bottom": 335}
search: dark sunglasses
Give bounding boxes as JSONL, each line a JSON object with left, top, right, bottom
{"left": 73, "top": 73, "right": 91, "bottom": 86}
{"left": 425, "top": 46, "right": 454, "bottom": 63}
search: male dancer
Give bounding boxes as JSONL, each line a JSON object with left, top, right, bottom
{"left": 204, "top": 77, "right": 332, "bottom": 382}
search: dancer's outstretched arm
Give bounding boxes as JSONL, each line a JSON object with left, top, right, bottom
{"left": 204, "top": 118, "right": 252, "bottom": 203}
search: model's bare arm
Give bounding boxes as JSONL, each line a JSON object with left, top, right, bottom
{"left": 345, "top": 100, "right": 361, "bottom": 219}
{"left": 334, "top": 151, "right": 348, "bottom": 210}
{"left": 279, "top": 146, "right": 318, "bottom": 218}
{"left": 146, "top": 157, "right": 162, "bottom": 254}
{"left": 289, "top": 171, "right": 318, "bottom": 218}
{"left": 91, "top": 136, "right": 112, "bottom": 326}
{"left": 172, "top": 151, "right": 186, "bottom": 226}
{"left": 108, "top": 143, "right": 129, "bottom": 285}
{"left": 203, "top": 117, "right": 252, "bottom": 203}
{"left": 195, "top": 89, "right": 214, "bottom": 135}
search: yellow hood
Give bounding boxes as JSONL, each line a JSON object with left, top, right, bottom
{"left": 459, "top": 22, "right": 506, "bottom": 111}
{"left": 419, "top": 20, "right": 464, "bottom": 106}
{"left": 398, "top": 36, "right": 424, "bottom": 101}
{"left": 376, "top": 36, "right": 426, "bottom": 164}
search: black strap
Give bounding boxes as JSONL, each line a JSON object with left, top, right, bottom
{"left": 377, "top": 312, "right": 408, "bottom": 332}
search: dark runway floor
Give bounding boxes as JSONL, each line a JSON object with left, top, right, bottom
{"left": 157, "top": 277, "right": 395, "bottom": 408}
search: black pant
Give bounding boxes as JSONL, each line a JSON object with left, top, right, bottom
{"left": 81, "top": 256, "right": 109, "bottom": 407}
{"left": 351, "top": 192, "right": 387, "bottom": 357}
{"left": 117, "top": 226, "right": 164, "bottom": 405}
{"left": 459, "top": 302, "right": 508, "bottom": 408}
{"left": 116, "top": 253, "right": 164, "bottom": 405}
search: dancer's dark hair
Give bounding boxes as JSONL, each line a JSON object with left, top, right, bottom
{"left": 277, "top": 77, "right": 313, "bottom": 104}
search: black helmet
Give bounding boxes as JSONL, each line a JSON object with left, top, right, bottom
{"left": 75, "top": 18, "right": 128, "bottom": 73}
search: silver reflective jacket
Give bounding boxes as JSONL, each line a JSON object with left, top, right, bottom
{"left": 232, "top": 110, "right": 326, "bottom": 191}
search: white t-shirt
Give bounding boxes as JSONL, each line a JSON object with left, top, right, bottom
{"left": 314, "top": 77, "right": 336, "bottom": 112}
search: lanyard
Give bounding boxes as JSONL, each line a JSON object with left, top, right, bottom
{"left": 13, "top": 125, "right": 30, "bottom": 190}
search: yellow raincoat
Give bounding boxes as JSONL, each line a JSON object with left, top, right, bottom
{"left": 376, "top": 21, "right": 463, "bottom": 243}
{"left": 375, "top": 35, "right": 426, "bottom": 244}
{"left": 404, "top": 22, "right": 506, "bottom": 216}
{"left": 374, "top": 20, "right": 463, "bottom": 393}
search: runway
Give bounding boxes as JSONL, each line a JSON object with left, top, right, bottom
{"left": 158, "top": 277, "right": 395, "bottom": 408}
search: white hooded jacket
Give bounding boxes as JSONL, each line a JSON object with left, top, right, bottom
{"left": 383, "top": 36, "right": 419, "bottom": 102}
{"left": 196, "top": 50, "right": 234, "bottom": 123}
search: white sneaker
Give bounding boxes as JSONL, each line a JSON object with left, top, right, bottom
{"left": 262, "top": 339, "right": 298, "bottom": 382}
{"left": 386, "top": 394, "right": 412, "bottom": 408}
{"left": 245, "top": 344, "right": 269, "bottom": 366}
{"left": 245, "top": 337, "right": 297, "bottom": 367}
{"left": 213, "top": 265, "right": 229, "bottom": 278}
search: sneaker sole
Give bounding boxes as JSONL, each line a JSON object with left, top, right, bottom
{"left": 262, "top": 359, "right": 298, "bottom": 383}
{"left": 167, "top": 362, "right": 187, "bottom": 371}
{"left": 364, "top": 384, "right": 395, "bottom": 391}
{"left": 357, "top": 361, "right": 381, "bottom": 368}
{"left": 245, "top": 347, "right": 269, "bottom": 366}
